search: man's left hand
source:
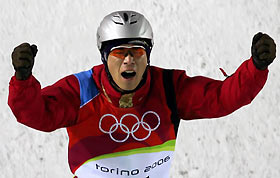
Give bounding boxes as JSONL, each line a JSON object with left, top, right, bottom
{"left": 251, "top": 32, "right": 276, "bottom": 70}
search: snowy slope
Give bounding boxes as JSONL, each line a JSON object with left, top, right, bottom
{"left": 0, "top": 0, "right": 279, "bottom": 177}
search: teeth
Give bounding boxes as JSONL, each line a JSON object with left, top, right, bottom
{"left": 125, "top": 71, "right": 134, "bottom": 73}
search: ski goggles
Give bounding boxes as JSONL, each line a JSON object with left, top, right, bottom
{"left": 109, "top": 45, "right": 146, "bottom": 59}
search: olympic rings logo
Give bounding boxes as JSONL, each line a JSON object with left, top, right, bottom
{"left": 99, "top": 111, "right": 160, "bottom": 142}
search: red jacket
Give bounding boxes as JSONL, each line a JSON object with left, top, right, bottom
{"left": 8, "top": 58, "right": 268, "bottom": 178}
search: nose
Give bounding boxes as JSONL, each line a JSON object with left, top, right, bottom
{"left": 123, "top": 54, "right": 135, "bottom": 65}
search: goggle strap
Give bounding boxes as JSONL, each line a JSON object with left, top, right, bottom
{"left": 110, "top": 45, "right": 145, "bottom": 51}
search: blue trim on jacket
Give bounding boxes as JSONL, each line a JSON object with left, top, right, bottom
{"left": 74, "top": 69, "right": 99, "bottom": 108}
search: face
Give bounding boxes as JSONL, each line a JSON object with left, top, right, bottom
{"left": 107, "top": 44, "right": 148, "bottom": 91}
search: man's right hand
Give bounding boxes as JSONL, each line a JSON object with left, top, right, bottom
{"left": 11, "top": 43, "right": 38, "bottom": 80}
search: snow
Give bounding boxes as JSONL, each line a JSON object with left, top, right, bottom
{"left": 1, "top": 0, "right": 279, "bottom": 177}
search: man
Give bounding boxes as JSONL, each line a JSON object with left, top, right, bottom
{"left": 8, "top": 10, "right": 276, "bottom": 178}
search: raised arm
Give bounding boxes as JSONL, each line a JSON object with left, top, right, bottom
{"left": 174, "top": 32, "right": 276, "bottom": 120}
{"left": 8, "top": 43, "right": 80, "bottom": 132}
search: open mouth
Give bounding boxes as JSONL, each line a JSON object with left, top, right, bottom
{"left": 121, "top": 71, "right": 136, "bottom": 79}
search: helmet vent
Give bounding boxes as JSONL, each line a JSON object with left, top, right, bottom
{"left": 130, "top": 13, "right": 137, "bottom": 24}
{"left": 123, "top": 13, "right": 129, "bottom": 22}
{"left": 114, "top": 21, "right": 124, "bottom": 25}
{"left": 112, "top": 13, "right": 138, "bottom": 25}
{"left": 130, "top": 21, "right": 137, "bottom": 24}
{"left": 112, "top": 14, "right": 124, "bottom": 25}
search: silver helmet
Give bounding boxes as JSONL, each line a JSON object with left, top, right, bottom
{"left": 97, "top": 10, "right": 154, "bottom": 50}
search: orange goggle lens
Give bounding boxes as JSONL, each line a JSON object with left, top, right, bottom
{"left": 109, "top": 46, "right": 146, "bottom": 59}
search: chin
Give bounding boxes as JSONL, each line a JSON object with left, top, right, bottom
{"left": 119, "top": 82, "right": 138, "bottom": 91}
{"left": 122, "top": 86, "right": 136, "bottom": 91}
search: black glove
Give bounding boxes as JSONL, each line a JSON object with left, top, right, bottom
{"left": 251, "top": 32, "right": 276, "bottom": 70}
{"left": 11, "top": 43, "right": 38, "bottom": 80}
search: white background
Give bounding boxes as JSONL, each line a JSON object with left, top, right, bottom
{"left": 1, "top": 0, "right": 279, "bottom": 177}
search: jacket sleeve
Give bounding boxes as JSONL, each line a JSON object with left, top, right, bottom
{"left": 174, "top": 57, "right": 268, "bottom": 120}
{"left": 8, "top": 74, "right": 80, "bottom": 132}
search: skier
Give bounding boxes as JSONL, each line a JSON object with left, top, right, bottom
{"left": 8, "top": 10, "right": 276, "bottom": 178}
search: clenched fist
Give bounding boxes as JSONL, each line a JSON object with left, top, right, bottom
{"left": 12, "top": 43, "right": 38, "bottom": 80}
{"left": 251, "top": 32, "right": 276, "bottom": 70}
